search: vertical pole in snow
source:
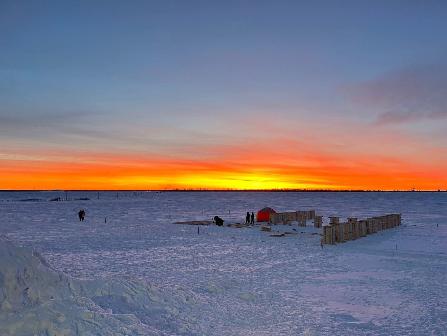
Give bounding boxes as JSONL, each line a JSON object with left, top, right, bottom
{"left": 97, "top": 192, "right": 99, "bottom": 200}
{"left": 197, "top": 226, "right": 200, "bottom": 235}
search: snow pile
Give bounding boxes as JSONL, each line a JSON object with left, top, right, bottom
{"left": 0, "top": 237, "right": 198, "bottom": 336}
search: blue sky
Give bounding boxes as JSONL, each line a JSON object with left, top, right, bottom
{"left": 1, "top": 1, "right": 446, "bottom": 189}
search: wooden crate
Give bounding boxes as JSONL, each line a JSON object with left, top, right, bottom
{"left": 348, "top": 218, "right": 358, "bottom": 240}
{"left": 343, "top": 222, "right": 351, "bottom": 241}
{"left": 323, "top": 225, "right": 335, "bottom": 244}
{"left": 358, "top": 220, "right": 367, "bottom": 237}
{"left": 314, "top": 215, "right": 323, "bottom": 228}
{"left": 329, "top": 216, "right": 340, "bottom": 225}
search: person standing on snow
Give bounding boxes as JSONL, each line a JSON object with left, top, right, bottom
{"left": 246, "top": 212, "right": 250, "bottom": 225}
{"left": 251, "top": 212, "right": 255, "bottom": 224}
{"left": 78, "top": 209, "right": 85, "bottom": 221}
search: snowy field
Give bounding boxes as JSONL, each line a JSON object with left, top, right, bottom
{"left": 1, "top": 191, "right": 446, "bottom": 335}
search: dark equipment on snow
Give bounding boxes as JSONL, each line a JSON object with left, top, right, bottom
{"left": 214, "top": 216, "right": 224, "bottom": 226}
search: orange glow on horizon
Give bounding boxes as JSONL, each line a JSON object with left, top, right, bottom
{"left": 1, "top": 147, "right": 445, "bottom": 191}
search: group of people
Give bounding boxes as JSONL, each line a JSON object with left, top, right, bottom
{"left": 213, "top": 211, "right": 256, "bottom": 226}
{"left": 246, "top": 212, "right": 255, "bottom": 225}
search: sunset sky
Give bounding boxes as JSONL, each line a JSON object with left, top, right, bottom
{"left": 1, "top": 1, "right": 446, "bottom": 190}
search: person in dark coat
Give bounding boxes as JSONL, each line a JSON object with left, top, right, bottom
{"left": 251, "top": 212, "right": 255, "bottom": 224}
{"left": 78, "top": 209, "right": 85, "bottom": 221}
{"left": 246, "top": 212, "right": 250, "bottom": 225}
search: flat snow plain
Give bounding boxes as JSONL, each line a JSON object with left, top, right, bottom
{"left": 1, "top": 191, "right": 446, "bottom": 335}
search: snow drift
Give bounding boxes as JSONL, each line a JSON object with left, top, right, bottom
{"left": 0, "top": 237, "right": 198, "bottom": 336}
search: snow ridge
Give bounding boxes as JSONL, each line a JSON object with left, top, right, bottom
{"left": 0, "top": 237, "right": 198, "bottom": 336}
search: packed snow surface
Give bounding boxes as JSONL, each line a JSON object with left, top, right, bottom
{"left": 1, "top": 191, "right": 446, "bottom": 335}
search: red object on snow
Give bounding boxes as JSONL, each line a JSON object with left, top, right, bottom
{"left": 256, "top": 207, "right": 276, "bottom": 222}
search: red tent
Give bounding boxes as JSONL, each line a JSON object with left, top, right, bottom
{"left": 256, "top": 207, "right": 276, "bottom": 222}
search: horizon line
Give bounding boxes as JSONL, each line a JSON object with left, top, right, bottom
{"left": 0, "top": 189, "right": 445, "bottom": 192}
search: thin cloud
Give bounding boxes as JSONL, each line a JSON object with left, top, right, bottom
{"left": 348, "top": 63, "right": 447, "bottom": 125}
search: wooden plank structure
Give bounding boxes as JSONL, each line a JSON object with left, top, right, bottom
{"left": 323, "top": 225, "right": 334, "bottom": 244}
{"left": 269, "top": 211, "right": 295, "bottom": 224}
{"left": 343, "top": 222, "right": 351, "bottom": 241}
{"left": 173, "top": 220, "right": 213, "bottom": 225}
{"left": 359, "top": 220, "right": 367, "bottom": 237}
{"left": 329, "top": 216, "right": 339, "bottom": 225}
{"left": 348, "top": 218, "right": 358, "bottom": 240}
{"left": 314, "top": 215, "right": 323, "bottom": 228}
{"left": 307, "top": 210, "right": 316, "bottom": 220}
{"left": 269, "top": 209, "right": 317, "bottom": 225}
{"left": 322, "top": 213, "right": 401, "bottom": 245}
